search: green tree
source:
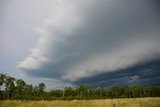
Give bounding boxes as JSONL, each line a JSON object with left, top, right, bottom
{"left": 75, "top": 85, "right": 88, "bottom": 99}
{"left": 54, "top": 89, "right": 63, "bottom": 98}
{"left": 33, "top": 86, "right": 39, "bottom": 98}
{"left": 0, "top": 72, "right": 6, "bottom": 89}
{"left": 130, "top": 85, "right": 144, "bottom": 98}
{"left": 119, "top": 86, "right": 130, "bottom": 98}
{"left": 0, "top": 72, "right": 6, "bottom": 99}
{"left": 108, "top": 86, "right": 121, "bottom": 98}
{"left": 4, "top": 76, "right": 15, "bottom": 99}
{"left": 63, "top": 86, "right": 75, "bottom": 99}
{"left": 15, "top": 79, "right": 26, "bottom": 99}
{"left": 24, "top": 84, "right": 33, "bottom": 100}
{"left": 38, "top": 83, "right": 46, "bottom": 98}
{"left": 97, "top": 86, "right": 106, "bottom": 98}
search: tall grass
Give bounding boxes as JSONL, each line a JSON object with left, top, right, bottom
{"left": 0, "top": 97, "right": 160, "bottom": 107}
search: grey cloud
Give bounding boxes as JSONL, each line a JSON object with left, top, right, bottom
{"left": 17, "top": 0, "right": 160, "bottom": 87}
{"left": 74, "top": 60, "right": 160, "bottom": 87}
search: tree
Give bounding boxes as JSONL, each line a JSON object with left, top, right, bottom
{"left": 4, "top": 76, "right": 15, "bottom": 99}
{"left": 0, "top": 72, "right": 6, "bottom": 99}
{"left": 0, "top": 72, "right": 6, "bottom": 89}
{"left": 1, "top": 72, "right": 160, "bottom": 100}
{"left": 107, "top": 86, "right": 121, "bottom": 98}
{"left": 63, "top": 86, "right": 75, "bottom": 99}
{"left": 130, "top": 85, "right": 144, "bottom": 98}
{"left": 75, "top": 85, "right": 89, "bottom": 99}
{"left": 24, "top": 84, "right": 33, "bottom": 100}
{"left": 38, "top": 83, "right": 46, "bottom": 98}
{"left": 97, "top": 86, "right": 106, "bottom": 98}
{"left": 54, "top": 89, "right": 63, "bottom": 98}
{"left": 119, "top": 86, "right": 130, "bottom": 98}
{"left": 33, "top": 86, "right": 39, "bottom": 98}
{"left": 15, "top": 79, "right": 26, "bottom": 99}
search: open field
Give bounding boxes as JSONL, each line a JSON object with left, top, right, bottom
{"left": 0, "top": 98, "right": 160, "bottom": 107}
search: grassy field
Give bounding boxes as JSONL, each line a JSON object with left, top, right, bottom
{"left": 0, "top": 98, "right": 160, "bottom": 107}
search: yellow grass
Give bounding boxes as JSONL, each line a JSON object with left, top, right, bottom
{"left": 0, "top": 97, "right": 160, "bottom": 107}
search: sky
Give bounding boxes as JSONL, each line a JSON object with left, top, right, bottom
{"left": 0, "top": 0, "right": 160, "bottom": 90}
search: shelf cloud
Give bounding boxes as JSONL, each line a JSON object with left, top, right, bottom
{"left": 17, "top": 0, "right": 160, "bottom": 88}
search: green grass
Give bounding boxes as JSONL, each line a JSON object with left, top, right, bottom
{"left": 0, "top": 98, "right": 160, "bottom": 107}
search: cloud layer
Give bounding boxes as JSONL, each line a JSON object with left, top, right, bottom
{"left": 17, "top": 0, "right": 160, "bottom": 88}
{"left": 74, "top": 60, "right": 160, "bottom": 87}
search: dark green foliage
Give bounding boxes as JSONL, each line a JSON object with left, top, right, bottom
{"left": 0, "top": 72, "right": 160, "bottom": 100}
{"left": 0, "top": 73, "right": 6, "bottom": 99}
{"left": 4, "top": 76, "right": 16, "bottom": 99}
{"left": 14, "top": 79, "right": 26, "bottom": 99}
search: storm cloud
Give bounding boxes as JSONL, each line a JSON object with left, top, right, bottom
{"left": 17, "top": 0, "right": 160, "bottom": 88}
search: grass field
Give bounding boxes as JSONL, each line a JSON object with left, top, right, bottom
{"left": 0, "top": 98, "right": 160, "bottom": 107}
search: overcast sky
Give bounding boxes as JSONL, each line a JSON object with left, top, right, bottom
{"left": 0, "top": 0, "right": 160, "bottom": 89}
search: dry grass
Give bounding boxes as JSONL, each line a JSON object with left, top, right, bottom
{"left": 0, "top": 97, "right": 160, "bottom": 107}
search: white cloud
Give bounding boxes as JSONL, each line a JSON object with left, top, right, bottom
{"left": 18, "top": 49, "right": 49, "bottom": 70}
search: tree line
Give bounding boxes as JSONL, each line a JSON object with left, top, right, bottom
{"left": 0, "top": 73, "right": 160, "bottom": 100}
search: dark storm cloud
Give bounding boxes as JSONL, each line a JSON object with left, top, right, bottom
{"left": 74, "top": 59, "right": 160, "bottom": 87}
{"left": 17, "top": 0, "right": 160, "bottom": 87}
